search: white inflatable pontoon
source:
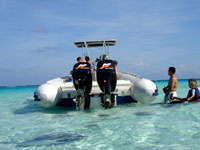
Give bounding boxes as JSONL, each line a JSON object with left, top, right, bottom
{"left": 34, "top": 40, "right": 158, "bottom": 108}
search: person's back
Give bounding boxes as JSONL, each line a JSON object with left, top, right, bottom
{"left": 169, "top": 74, "right": 178, "bottom": 91}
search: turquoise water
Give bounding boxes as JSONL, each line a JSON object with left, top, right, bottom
{"left": 0, "top": 80, "right": 200, "bottom": 150}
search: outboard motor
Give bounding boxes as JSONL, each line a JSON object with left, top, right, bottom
{"left": 97, "top": 60, "right": 117, "bottom": 109}
{"left": 72, "top": 62, "right": 92, "bottom": 110}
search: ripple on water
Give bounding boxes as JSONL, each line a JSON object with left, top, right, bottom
{"left": 1, "top": 82, "right": 200, "bottom": 150}
{"left": 16, "top": 132, "right": 85, "bottom": 148}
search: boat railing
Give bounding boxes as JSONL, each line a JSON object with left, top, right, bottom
{"left": 119, "top": 71, "right": 143, "bottom": 79}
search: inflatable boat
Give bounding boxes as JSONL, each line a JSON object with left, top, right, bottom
{"left": 34, "top": 40, "right": 158, "bottom": 109}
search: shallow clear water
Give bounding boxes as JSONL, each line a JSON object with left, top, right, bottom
{"left": 0, "top": 80, "right": 200, "bottom": 150}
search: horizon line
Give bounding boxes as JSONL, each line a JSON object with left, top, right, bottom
{"left": 1, "top": 78, "right": 200, "bottom": 88}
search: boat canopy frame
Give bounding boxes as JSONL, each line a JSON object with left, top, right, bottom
{"left": 74, "top": 40, "right": 116, "bottom": 60}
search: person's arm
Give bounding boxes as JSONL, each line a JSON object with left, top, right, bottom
{"left": 115, "top": 66, "right": 119, "bottom": 80}
{"left": 187, "top": 95, "right": 195, "bottom": 102}
{"left": 80, "top": 59, "right": 86, "bottom": 62}
{"left": 163, "top": 83, "right": 170, "bottom": 95}
{"left": 163, "top": 80, "right": 170, "bottom": 92}
{"left": 187, "top": 89, "right": 195, "bottom": 101}
{"left": 163, "top": 86, "right": 169, "bottom": 92}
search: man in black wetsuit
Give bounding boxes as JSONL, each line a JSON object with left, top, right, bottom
{"left": 72, "top": 61, "right": 92, "bottom": 109}
{"left": 96, "top": 55, "right": 117, "bottom": 109}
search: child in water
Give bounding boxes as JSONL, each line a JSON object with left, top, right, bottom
{"left": 172, "top": 79, "right": 200, "bottom": 102}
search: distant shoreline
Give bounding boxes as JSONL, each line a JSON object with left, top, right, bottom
{"left": 0, "top": 85, "right": 39, "bottom": 88}
{"left": 153, "top": 78, "right": 200, "bottom": 82}
{"left": 1, "top": 78, "right": 200, "bottom": 88}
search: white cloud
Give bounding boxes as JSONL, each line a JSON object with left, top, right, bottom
{"left": 136, "top": 60, "right": 144, "bottom": 66}
{"left": 179, "top": 64, "right": 185, "bottom": 68}
{"left": 136, "top": 60, "right": 151, "bottom": 67}
{"left": 34, "top": 46, "right": 60, "bottom": 53}
{"left": 34, "top": 27, "right": 47, "bottom": 33}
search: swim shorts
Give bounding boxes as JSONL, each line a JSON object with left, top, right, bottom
{"left": 164, "top": 91, "right": 177, "bottom": 103}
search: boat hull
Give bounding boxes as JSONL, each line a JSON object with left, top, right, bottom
{"left": 34, "top": 72, "right": 158, "bottom": 108}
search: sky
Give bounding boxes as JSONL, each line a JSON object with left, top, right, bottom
{"left": 1, "top": 0, "right": 200, "bottom": 86}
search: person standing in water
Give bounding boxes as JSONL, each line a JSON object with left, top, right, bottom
{"left": 163, "top": 67, "right": 178, "bottom": 103}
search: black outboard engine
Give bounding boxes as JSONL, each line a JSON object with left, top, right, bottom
{"left": 72, "top": 62, "right": 92, "bottom": 110}
{"left": 97, "top": 60, "right": 117, "bottom": 109}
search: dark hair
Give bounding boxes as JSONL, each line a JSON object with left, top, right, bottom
{"left": 102, "top": 54, "right": 108, "bottom": 60}
{"left": 85, "top": 56, "right": 90, "bottom": 62}
{"left": 77, "top": 57, "right": 81, "bottom": 61}
{"left": 113, "top": 60, "right": 118, "bottom": 65}
{"left": 95, "top": 58, "right": 100, "bottom": 62}
{"left": 169, "top": 67, "right": 176, "bottom": 74}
